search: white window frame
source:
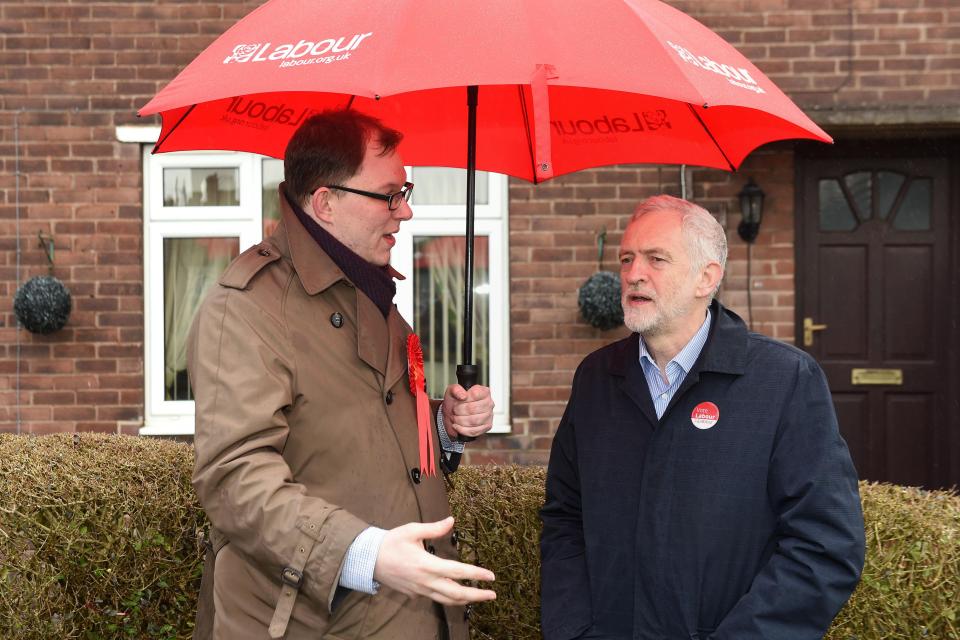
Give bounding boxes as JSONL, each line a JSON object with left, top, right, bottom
{"left": 137, "top": 140, "right": 510, "bottom": 434}
{"left": 141, "top": 149, "right": 263, "bottom": 435}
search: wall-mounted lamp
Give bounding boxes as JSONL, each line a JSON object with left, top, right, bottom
{"left": 737, "top": 178, "right": 765, "bottom": 243}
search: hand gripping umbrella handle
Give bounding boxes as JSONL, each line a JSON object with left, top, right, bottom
{"left": 455, "top": 364, "right": 479, "bottom": 442}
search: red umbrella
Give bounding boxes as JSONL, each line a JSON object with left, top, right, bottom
{"left": 139, "top": 0, "right": 830, "bottom": 392}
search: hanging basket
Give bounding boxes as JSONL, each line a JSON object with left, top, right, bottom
{"left": 13, "top": 275, "right": 73, "bottom": 334}
{"left": 578, "top": 227, "right": 623, "bottom": 331}
{"left": 578, "top": 271, "right": 623, "bottom": 331}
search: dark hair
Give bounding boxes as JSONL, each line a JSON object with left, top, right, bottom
{"left": 283, "top": 109, "right": 402, "bottom": 207}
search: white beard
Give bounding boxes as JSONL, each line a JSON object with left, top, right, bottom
{"left": 621, "top": 291, "right": 693, "bottom": 337}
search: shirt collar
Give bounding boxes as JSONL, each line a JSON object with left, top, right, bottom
{"left": 638, "top": 308, "right": 713, "bottom": 375}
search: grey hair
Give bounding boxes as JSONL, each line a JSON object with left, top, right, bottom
{"left": 629, "top": 194, "right": 727, "bottom": 295}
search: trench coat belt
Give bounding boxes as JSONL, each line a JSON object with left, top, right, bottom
{"left": 268, "top": 527, "right": 322, "bottom": 639}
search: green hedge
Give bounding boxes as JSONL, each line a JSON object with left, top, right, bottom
{"left": 1, "top": 434, "right": 958, "bottom": 639}
{"left": 0, "top": 434, "right": 203, "bottom": 639}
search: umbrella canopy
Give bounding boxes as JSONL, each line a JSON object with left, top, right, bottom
{"left": 139, "top": 0, "right": 831, "bottom": 402}
{"left": 139, "top": 0, "right": 830, "bottom": 179}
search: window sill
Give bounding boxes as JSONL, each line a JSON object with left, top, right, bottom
{"left": 140, "top": 415, "right": 195, "bottom": 436}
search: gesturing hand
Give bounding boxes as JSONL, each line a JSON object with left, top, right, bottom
{"left": 373, "top": 517, "right": 496, "bottom": 606}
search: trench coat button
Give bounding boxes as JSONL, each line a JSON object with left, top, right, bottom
{"left": 385, "top": 390, "right": 394, "bottom": 405}
{"left": 258, "top": 248, "right": 270, "bottom": 256}
{"left": 410, "top": 467, "right": 421, "bottom": 484}
{"left": 330, "top": 312, "right": 343, "bottom": 328}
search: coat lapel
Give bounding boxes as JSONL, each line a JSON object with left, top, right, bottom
{"left": 611, "top": 333, "right": 659, "bottom": 428}
{"left": 662, "top": 299, "right": 749, "bottom": 419}
{"left": 356, "top": 291, "right": 388, "bottom": 382}
{"left": 385, "top": 308, "right": 412, "bottom": 393}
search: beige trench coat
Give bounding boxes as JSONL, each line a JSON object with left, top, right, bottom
{"left": 187, "top": 188, "right": 467, "bottom": 640}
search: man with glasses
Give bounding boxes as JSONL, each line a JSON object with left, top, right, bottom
{"left": 188, "top": 109, "right": 496, "bottom": 640}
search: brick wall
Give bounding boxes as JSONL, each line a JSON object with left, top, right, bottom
{"left": 0, "top": 2, "right": 259, "bottom": 433}
{"left": 672, "top": 0, "right": 960, "bottom": 112}
{"left": 1, "top": 1, "right": 957, "bottom": 452}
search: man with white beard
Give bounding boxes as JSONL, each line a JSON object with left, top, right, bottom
{"left": 539, "top": 195, "right": 865, "bottom": 640}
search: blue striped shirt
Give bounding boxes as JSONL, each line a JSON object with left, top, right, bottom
{"left": 639, "top": 309, "right": 712, "bottom": 419}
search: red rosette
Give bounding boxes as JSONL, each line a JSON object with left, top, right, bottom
{"left": 406, "top": 334, "right": 435, "bottom": 477}
{"left": 407, "top": 333, "right": 425, "bottom": 394}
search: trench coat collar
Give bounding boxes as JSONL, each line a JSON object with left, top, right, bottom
{"left": 272, "top": 184, "right": 408, "bottom": 384}
{"left": 610, "top": 299, "right": 748, "bottom": 421}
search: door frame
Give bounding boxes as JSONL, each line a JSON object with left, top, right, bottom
{"left": 794, "top": 137, "right": 960, "bottom": 489}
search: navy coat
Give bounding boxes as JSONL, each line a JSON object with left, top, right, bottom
{"left": 540, "top": 301, "right": 865, "bottom": 640}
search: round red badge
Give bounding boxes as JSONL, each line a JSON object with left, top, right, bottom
{"left": 691, "top": 402, "right": 720, "bottom": 430}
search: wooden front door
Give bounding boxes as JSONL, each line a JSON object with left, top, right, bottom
{"left": 797, "top": 150, "right": 956, "bottom": 489}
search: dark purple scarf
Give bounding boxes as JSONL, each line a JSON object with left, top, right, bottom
{"left": 284, "top": 188, "right": 396, "bottom": 317}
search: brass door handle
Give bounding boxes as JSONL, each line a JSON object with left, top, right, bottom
{"left": 803, "top": 317, "right": 828, "bottom": 347}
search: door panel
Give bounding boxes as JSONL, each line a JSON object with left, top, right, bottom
{"left": 818, "top": 246, "right": 867, "bottom": 359}
{"left": 882, "top": 247, "right": 932, "bottom": 360}
{"left": 885, "top": 394, "right": 933, "bottom": 488}
{"left": 798, "top": 152, "right": 953, "bottom": 488}
{"left": 832, "top": 393, "right": 869, "bottom": 477}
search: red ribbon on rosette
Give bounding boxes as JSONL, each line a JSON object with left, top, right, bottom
{"left": 407, "top": 334, "right": 436, "bottom": 477}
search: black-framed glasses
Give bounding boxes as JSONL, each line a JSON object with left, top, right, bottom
{"left": 317, "top": 181, "right": 414, "bottom": 211}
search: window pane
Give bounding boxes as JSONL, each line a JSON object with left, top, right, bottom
{"left": 877, "top": 171, "right": 905, "bottom": 220}
{"left": 163, "top": 167, "right": 239, "bottom": 206}
{"left": 819, "top": 179, "right": 857, "bottom": 231}
{"left": 262, "top": 158, "right": 284, "bottom": 238}
{"left": 163, "top": 237, "right": 239, "bottom": 400}
{"left": 410, "top": 167, "right": 489, "bottom": 205}
{"left": 893, "top": 178, "right": 932, "bottom": 231}
{"left": 843, "top": 171, "right": 872, "bottom": 220}
{"left": 413, "top": 236, "right": 489, "bottom": 398}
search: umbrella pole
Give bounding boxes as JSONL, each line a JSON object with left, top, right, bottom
{"left": 456, "top": 85, "right": 479, "bottom": 441}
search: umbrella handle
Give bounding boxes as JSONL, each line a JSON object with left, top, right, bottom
{"left": 455, "top": 364, "right": 479, "bottom": 442}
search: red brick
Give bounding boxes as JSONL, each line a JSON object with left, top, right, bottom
{"left": 884, "top": 58, "right": 929, "bottom": 71}
{"left": 119, "top": 390, "right": 144, "bottom": 405}
{"left": 930, "top": 58, "right": 960, "bottom": 70}
{"left": 878, "top": 0, "right": 920, "bottom": 8}
{"left": 903, "top": 9, "right": 946, "bottom": 22}
{"left": 89, "top": 4, "right": 136, "bottom": 18}
{"left": 54, "top": 406, "right": 96, "bottom": 421}
{"left": 75, "top": 422, "right": 119, "bottom": 433}
{"left": 96, "top": 406, "right": 140, "bottom": 421}
{"left": 77, "top": 390, "right": 119, "bottom": 405}
{"left": 119, "top": 327, "right": 144, "bottom": 342}
{"left": 98, "top": 312, "right": 141, "bottom": 327}
{"left": 98, "top": 282, "right": 142, "bottom": 296}
{"left": 96, "top": 375, "right": 141, "bottom": 390}
{"left": 44, "top": 3, "right": 90, "bottom": 20}
{"left": 97, "top": 345, "right": 139, "bottom": 359}
{"left": 905, "top": 42, "right": 949, "bottom": 55}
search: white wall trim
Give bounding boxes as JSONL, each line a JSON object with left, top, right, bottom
{"left": 116, "top": 125, "right": 160, "bottom": 143}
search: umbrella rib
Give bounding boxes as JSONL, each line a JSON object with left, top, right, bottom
{"left": 153, "top": 104, "right": 196, "bottom": 154}
{"left": 686, "top": 103, "right": 736, "bottom": 172}
{"left": 517, "top": 85, "right": 540, "bottom": 185}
